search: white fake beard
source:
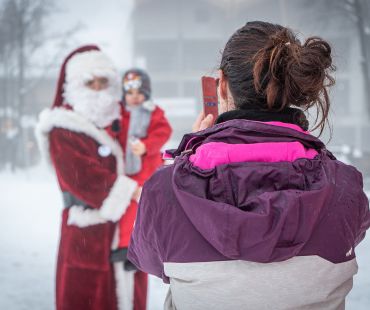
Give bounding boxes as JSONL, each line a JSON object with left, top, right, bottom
{"left": 63, "top": 82, "right": 121, "bottom": 128}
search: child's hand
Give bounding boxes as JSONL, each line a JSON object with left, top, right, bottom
{"left": 130, "top": 139, "right": 146, "bottom": 156}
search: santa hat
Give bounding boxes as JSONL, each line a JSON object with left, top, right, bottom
{"left": 52, "top": 45, "right": 119, "bottom": 108}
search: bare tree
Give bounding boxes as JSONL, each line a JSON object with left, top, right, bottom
{"left": 302, "top": 0, "right": 370, "bottom": 116}
{"left": 0, "top": 0, "right": 80, "bottom": 169}
{"left": 352, "top": 0, "right": 370, "bottom": 115}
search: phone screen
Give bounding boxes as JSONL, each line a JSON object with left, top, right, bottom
{"left": 201, "top": 76, "right": 218, "bottom": 123}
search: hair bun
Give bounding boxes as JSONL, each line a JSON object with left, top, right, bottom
{"left": 303, "top": 37, "right": 332, "bottom": 69}
{"left": 221, "top": 21, "right": 335, "bottom": 135}
{"left": 253, "top": 33, "right": 335, "bottom": 134}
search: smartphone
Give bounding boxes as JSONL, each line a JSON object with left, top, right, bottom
{"left": 201, "top": 76, "right": 218, "bottom": 124}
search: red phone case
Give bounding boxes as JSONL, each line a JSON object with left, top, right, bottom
{"left": 201, "top": 76, "right": 218, "bottom": 123}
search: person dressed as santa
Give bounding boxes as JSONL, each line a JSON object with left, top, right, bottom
{"left": 36, "top": 45, "right": 142, "bottom": 310}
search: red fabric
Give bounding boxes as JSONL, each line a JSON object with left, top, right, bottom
{"left": 119, "top": 201, "right": 138, "bottom": 247}
{"left": 56, "top": 210, "right": 117, "bottom": 310}
{"left": 52, "top": 45, "right": 99, "bottom": 108}
{"left": 134, "top": 271, "right": 148, "bottom": 310}
{"left": 49, "top": 128, "right": 119, "bottom": 310}
{"left": 50, "top": 128, "right": 118, "bottom": 207}
{"left": 118, "top": 105, "right": 172, "bottom": 248}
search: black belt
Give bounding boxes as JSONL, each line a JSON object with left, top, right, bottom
{"left": 110, "top": 248, "right": 138, "bottom": 271}
{"left": 62, "top": 191, "right": 90, "bottom": 209}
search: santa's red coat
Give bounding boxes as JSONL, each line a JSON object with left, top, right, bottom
{"left": 36, "top": 107, "right": 138, "bottom": 310}
{"left": 117, "top": 105, "right": 172, "bottom": 247}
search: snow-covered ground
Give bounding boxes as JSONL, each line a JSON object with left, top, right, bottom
{"left": 0, "top": 164, "right": 369, "bottom": 309}
{"left": 0, "top": 164, "right": 168, "bottom": 310}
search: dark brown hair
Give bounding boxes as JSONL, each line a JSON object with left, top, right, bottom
{"left": 220, "top": 21, "right": 335, "bottom": 134}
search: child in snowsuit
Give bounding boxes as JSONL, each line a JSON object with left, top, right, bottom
{"left": 112, "top": 68, "right": 172, "bottom": 310}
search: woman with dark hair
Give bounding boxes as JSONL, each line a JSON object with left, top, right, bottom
{"left": 128, "top": 21, "right": 370, "bottom": 309}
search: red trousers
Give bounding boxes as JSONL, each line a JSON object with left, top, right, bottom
{"left": 134, "top": 271, "right": 148, "bottom": 310}
{"left": 56, "top": 210, "right": 148, "bottom": 310}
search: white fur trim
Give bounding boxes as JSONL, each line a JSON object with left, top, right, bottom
{"left": 99, "top": 175, "right": 137, "bottom": 222}
{"left": 35, "top": 113, "right": 53, "bottom": 166}
{"left": 66, "top": 50, "right": 118, "bottom": 84}
{"left": 142, "top": 100, "right": 155, "bottom": 112}
{"left": 114, "top": 262, "right": 135, "bottom": 310}
{"left": 67, "top": 205, "right": 106, "bottom": 227}
{"left": 66, "top": 175, "right": 137, "bottom": 227}
{"left": 35, "top": 108, "right": 124, "bottom": 174}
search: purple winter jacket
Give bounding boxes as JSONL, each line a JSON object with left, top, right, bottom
{"left": 128, "top": 119, "right": 370, "bottom": 309}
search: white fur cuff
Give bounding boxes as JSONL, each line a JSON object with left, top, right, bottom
{"left": 99, "top": 175, "right": 138, "bottom": 222}
{"left": 67, "top": 205, "right": 107, "bottom": 227}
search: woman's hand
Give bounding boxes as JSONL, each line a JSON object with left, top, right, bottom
{"left": 192, "top": 112, "right": 214, "bottom": 132}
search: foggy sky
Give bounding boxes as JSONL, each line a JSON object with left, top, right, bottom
{"left": 44, "top": 0, "right": 134, "bottom": 74}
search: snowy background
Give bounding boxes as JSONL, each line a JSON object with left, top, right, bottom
{"left": 0, "top": 164, "right": 369, "bottom": 309}
{"left": 0, "top": 165, "right": 169, "bottom": 309}
{"left": 1, "top": 0, "right": 370, "bottom": 308}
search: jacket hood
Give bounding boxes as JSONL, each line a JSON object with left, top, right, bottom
{"left": 167, "top": 119, "right": 329, "bottom": 158}
{"left": 168, "top": 120, "right": 369, "bottom": 263}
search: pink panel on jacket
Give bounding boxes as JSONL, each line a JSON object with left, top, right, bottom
{"left": 163, "top": 151, "right": 173, "bottom": 160}
{"left": 189, "top": 142, "right": 318, "bottom": 169}
{"left": 189, "top": 122, "right": 317, "bottom": 169}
